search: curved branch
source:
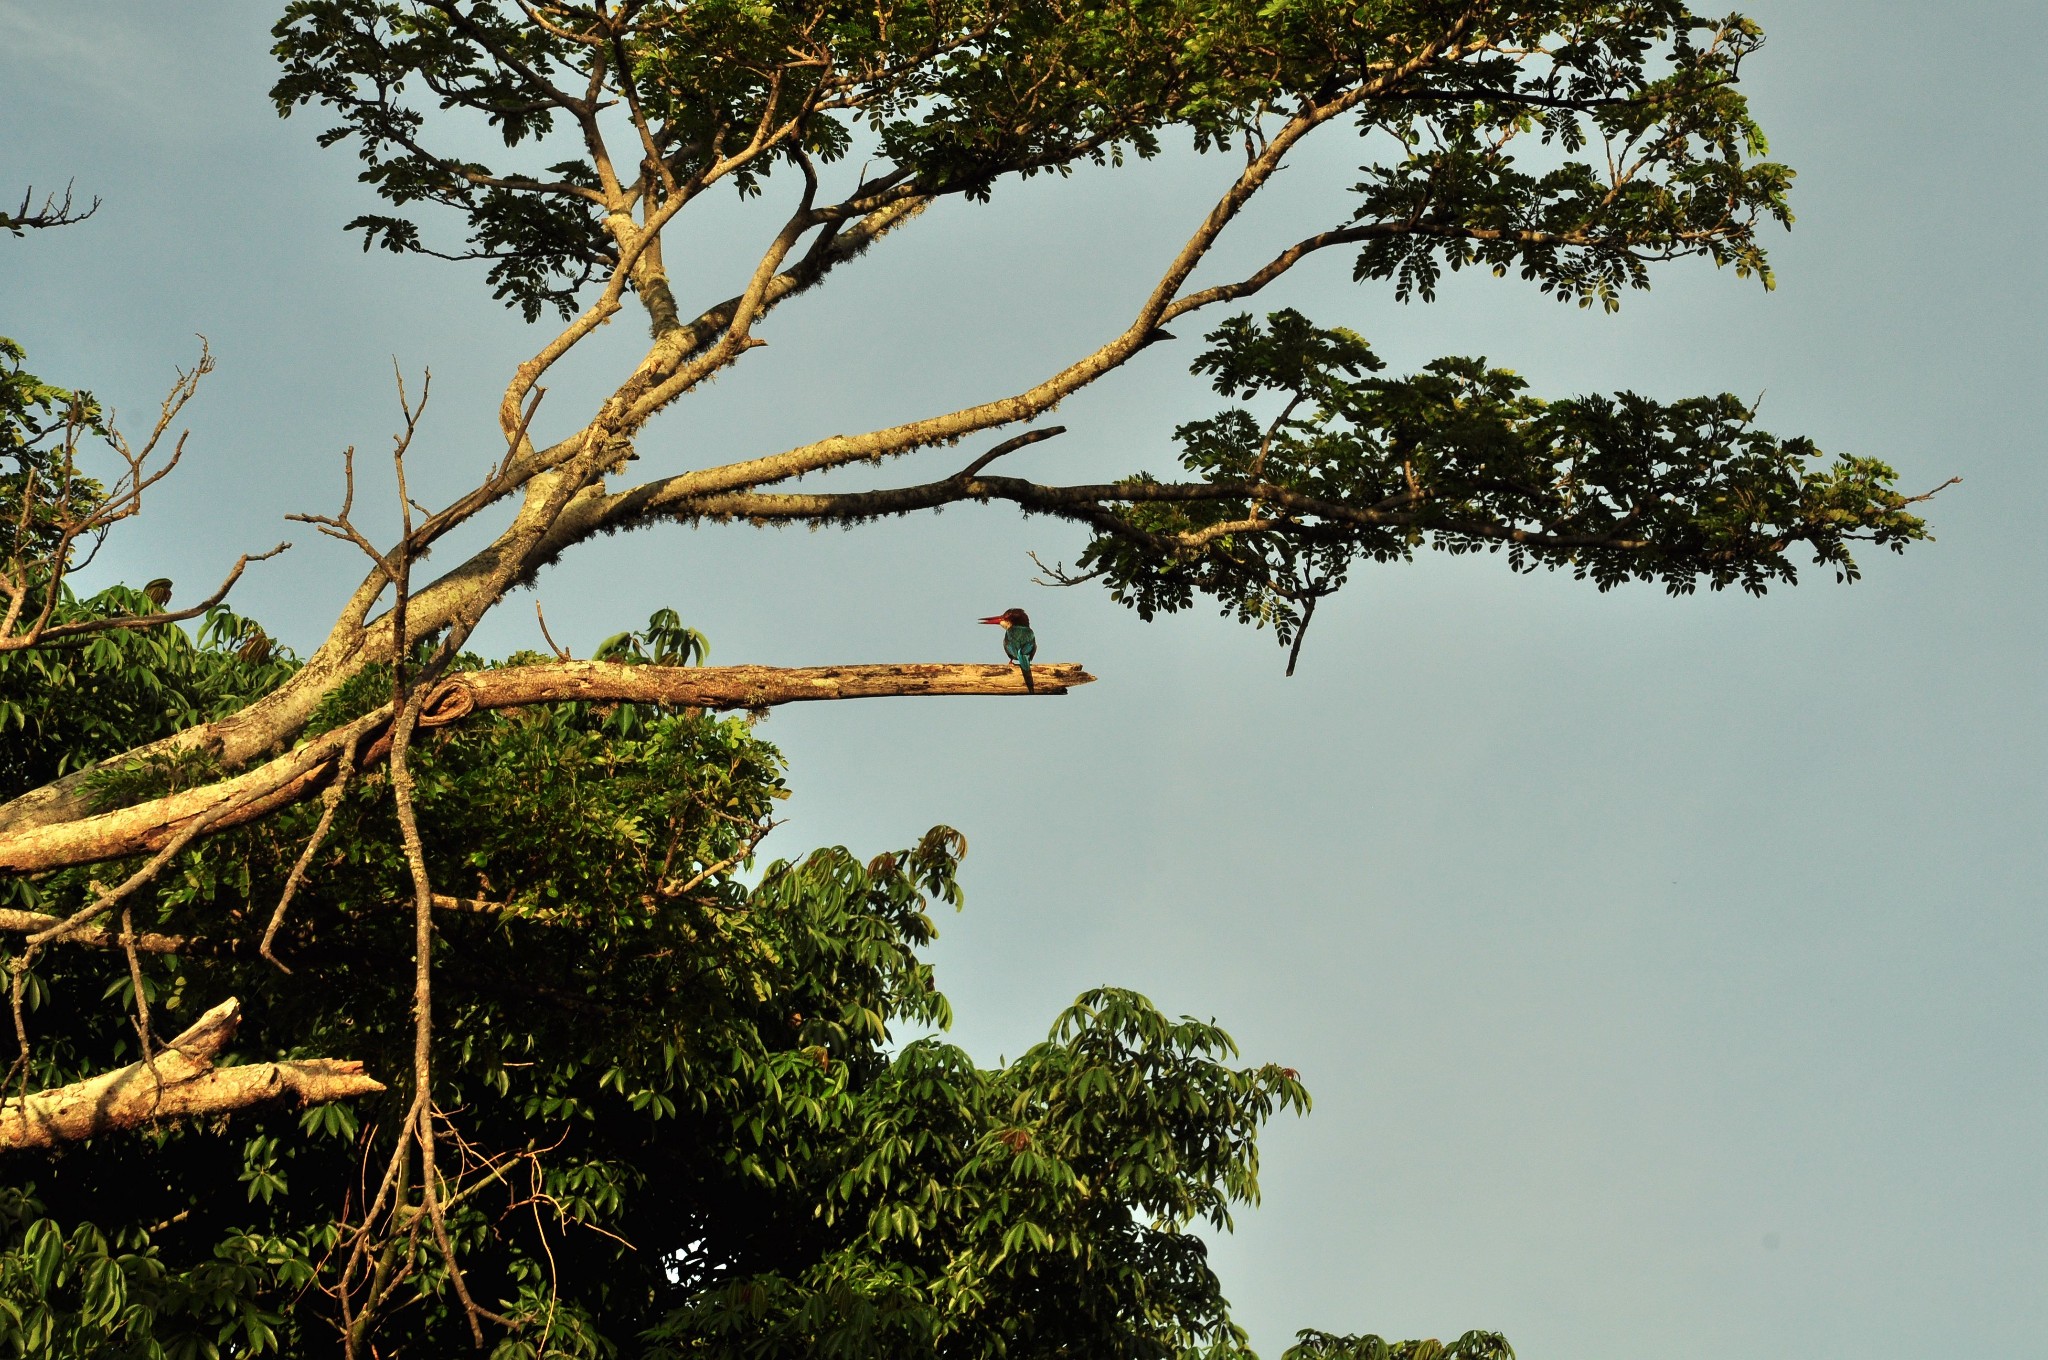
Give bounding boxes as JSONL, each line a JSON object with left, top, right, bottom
{"left": 613, "top": 27, "right": 1492, "bottom": 503}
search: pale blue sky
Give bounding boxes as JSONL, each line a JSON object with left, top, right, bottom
{"left": 2, "top": 3, "right": 2042, "bottom": 1355}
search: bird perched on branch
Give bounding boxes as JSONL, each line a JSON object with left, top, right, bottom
{"left": 142, "top": 578, "right": 172, "bottom": 609}
{"left": 978, "top": 608, "right": 1036, "bottom": 691}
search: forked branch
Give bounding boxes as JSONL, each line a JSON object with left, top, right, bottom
{"left": 2, "top": 182, "right": 99, "bottom": 235}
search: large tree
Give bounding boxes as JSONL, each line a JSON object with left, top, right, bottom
{"left": 0, "top": 599, "right": 1507, "bottom": 1359}
{"left": 0, "top": 1, "right": 1942, "bottom": 1353}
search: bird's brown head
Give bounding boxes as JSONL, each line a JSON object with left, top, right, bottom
{"left": 977, "top": 609, "right": 1030, "bottom": 628}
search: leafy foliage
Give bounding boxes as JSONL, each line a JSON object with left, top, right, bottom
{"left": 270, "top": 2, "right": 1796, "bottom": 320}
{"left": 258, "top": 3, "right": 1939, "bottom": 671}
{"left": 0, "top": 3, "right": 1922, "bottom": 1353}
{"left": 0, "top": 604, "right": 1422, "bottom": 1358}
{"left": 1071, "top": 310, "right": 1932, "bottom": 648}
{"left": 0, "top": 337, "right": 106, "bottom": 581}
{"left": 1283, "top": 1332, "right": 1515, "bottom": 1360}
{"left": 0, "top": 586, "right": 296, "bottom": 810}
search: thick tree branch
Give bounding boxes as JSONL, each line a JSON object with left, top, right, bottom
{"left": 594, "top": 28, "right": 1489, "bottom": 507}
{"left": 0, "top": 19, "right": 1478, "bottom": 833}
{"left": 0, "top": 661, "right": 1092, "bottom": 873}
{"left": 0, "top": 998, "right": 384, "bottom": 1151}
{"left": 587, "top": 470, "right": 1415, "bottom": 544}
{"left": 0, "top": 707, "right": 391, "bottom": 870}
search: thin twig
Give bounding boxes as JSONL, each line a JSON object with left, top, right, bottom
{"left": 120, "top": 903, "right": 163, "bottom": 1104}
{"left": 1285, "top": 592, "right": 1319, "bottom": 678}
{"left": 535, "top": 602, "right": 572, "bottom": 660}
{"left": 952, "top": 426, "right": 1066, "bottom": 481}
{"left": 261, "top": 731, "right": 363, "bottom": 972}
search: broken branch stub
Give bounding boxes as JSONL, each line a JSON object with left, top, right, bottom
{"left": 0, "top": 997, "right": 385, "bottom": 1151}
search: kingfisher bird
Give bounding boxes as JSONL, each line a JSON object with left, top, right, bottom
{"left": 978, "top": 608, "right": 1037, "bottom": 691}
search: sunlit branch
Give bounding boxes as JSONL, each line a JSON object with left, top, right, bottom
{"left": 0, "top": 661, "right": 1093, "bottom": 876}
{"left": 0, "top": 998, "right": 384, "bottom": 1152}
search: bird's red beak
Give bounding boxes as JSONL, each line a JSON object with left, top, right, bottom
{"left": 977, "top": 615, "right": 1006, "bottom": 625}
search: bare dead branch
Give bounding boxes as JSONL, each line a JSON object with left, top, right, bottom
{"left": 261, "top": 731, "right": 364, "bottom": 973}
{"left": 535, "top": 602, "right": 572, "bottom": 660}
{"left": 120, "top": 903, "right": 156, "bottom": 1072}
{"left": 0, "top": 663, "right": 1092, "bottom": 875}
{"left": 0, "top": 340, "right": 287, "bottom": 651}
{"left": 0, "top": 998, "right": 385, "bottom": 1151}
{"left": 2, "top": 181, "right": 99, "bottom": 234}
{"left": 0, "top": 542, "right": 291, "bottom": 652}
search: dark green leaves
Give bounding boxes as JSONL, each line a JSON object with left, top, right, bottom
{"left": 1353, "top": 14, "right": 1791, "bottom": 309}
{"left": 0, "top": 1187, "right": 298, "bottom": 1360}
{"left": 272, "top": 0, "right": 613, "bottom": 319}
{"left": 655, "top": 986, "right": 1307, "bottom": 1358}
{"left": 1286, "top": 1330, "right": 1516, "bottom": 1360}
{"left": 0, "top": 586, "right": 296, "bottom": 813}
{"left": 593, "top": 606, "right": 711, "bottom": 669}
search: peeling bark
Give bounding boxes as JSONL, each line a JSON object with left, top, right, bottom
{"left": 0, "top": 997, "right": 385, "bottom": 1151}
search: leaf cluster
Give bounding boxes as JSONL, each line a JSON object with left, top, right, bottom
{"left": 1074, "top": 310, "right": 1932, "bottom": 648}
{"left": 1350, "top": 12, "right": 1789, "bottom": 309}
{"left": 0, "top": 1189, "right": 307, "bottom": 1359}
{"left": 1283, "top": 1331, "right": 1514, "bottom": 1360}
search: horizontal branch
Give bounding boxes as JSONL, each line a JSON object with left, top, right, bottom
{"left": 0, "top": 543, "right": 289, "bottom": 653}
{"left": 449, "top": 658, "right": 1091, "bottom": 709}
{"left": 587, "top": 468, "right": 1661, "bottom": 556}
{"left": 0, "top": 661, "right": 1092, "bottom": 875}
{"left": 0, "top": 908, "right": 188, "bottom": 953}
{"left": 0, "top": 997, "right": 384, "bottom": 1152}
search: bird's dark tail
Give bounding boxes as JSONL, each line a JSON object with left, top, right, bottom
{"left": 1021, "top": 661, "right": 1033, "bottom": 692}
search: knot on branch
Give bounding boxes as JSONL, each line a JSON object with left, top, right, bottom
{"left": 419, "top": 679, "right": 477, "bottom": 727}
